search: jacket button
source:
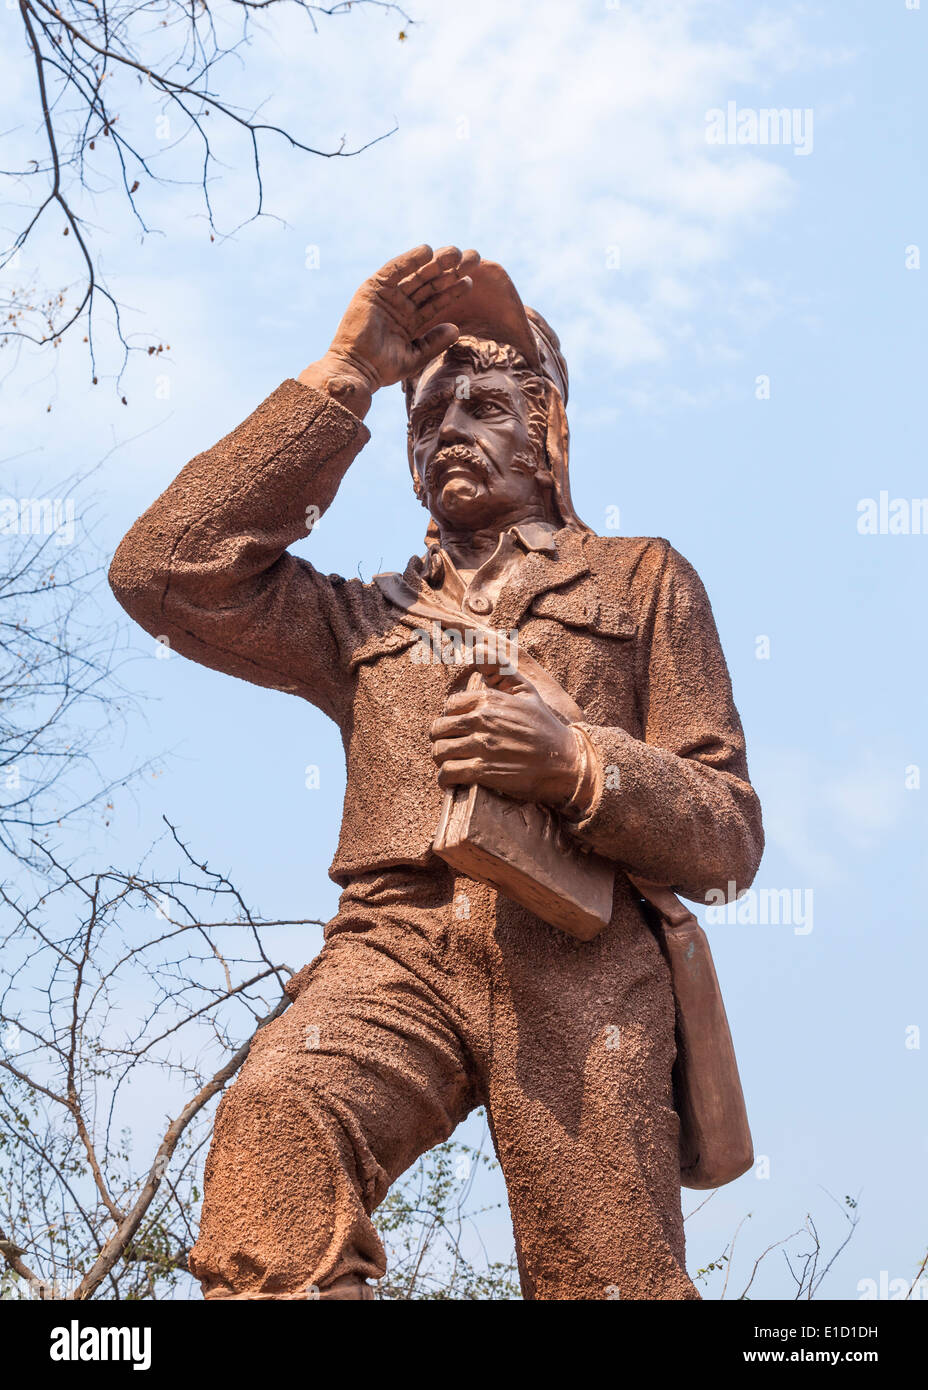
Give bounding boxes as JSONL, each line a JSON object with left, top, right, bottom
{"left": 467, "top": 594, "right": 491, "bottom": 615}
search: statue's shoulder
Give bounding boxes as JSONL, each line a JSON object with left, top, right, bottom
{"left": 300, "top": 564, "right": 402, "bottom": 645}
{"left": 582, "top": 534, "right": 718, "bottom": 634}
{"left": 580, "top": 533, "right": 714, "bottom": 619}
{"left": 580, "top": 531, "right": 673, "bottom": 587}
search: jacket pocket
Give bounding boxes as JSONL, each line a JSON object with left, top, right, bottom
{"left": 347, "top": 625, "right": 426, "bottom": 671}
{"left": 530, "top": 580, "right": 636, "bottom": 639}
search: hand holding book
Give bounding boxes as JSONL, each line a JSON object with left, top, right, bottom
{"left": 428, "top": 664, "right": 587, "bottom": 811}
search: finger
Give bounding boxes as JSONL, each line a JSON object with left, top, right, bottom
{"left": 430, "top": 711, "right": 485, "bottom": 741}
{"left": 407, "top": 250, "right": 480, "bottom": 305}
{"left": 431, "top": 735, "right": 490, "bottom": 764}
{"left": 397, "top": 245, "right": 463, "bottom": 297}
{"left": 373, "top": 244, "right": 433, "bottom": 288}
{"left": 408, "top": 322, "right": 460, "bottom": 373}
{"left": 409, "top": 266, "right": 466, "bottom": 306}
{"left": 379, "top": 276, "right": 469, "bottom": 333}
{"left": 440, "top": 689, "right": 488, "bottom": 716}
{"left": 483, "top": 668, "right": 537, "bottom": 697}
{"left": 456, "top": 655, "right": 533, "bottom": 692}
{"left": 459, "top": 639, "right": 518, "bottom": 677}
{"left": 435, "top": 685, "right": 510, "bottom": 717}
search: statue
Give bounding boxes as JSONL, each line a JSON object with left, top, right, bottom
{"left": 109, "top": 246, "right": 764, "bottom": 1301}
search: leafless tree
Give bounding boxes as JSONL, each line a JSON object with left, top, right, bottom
{"left": 2, "top": 0, "right": 412, "bottom": 378}
{"left": 688, "top": 1190, "right": 863, "bottom": 1301}
{"left": 374, "top": 1121, "right": 519, "bottom": 1300}
{"left": 0, "top": 467, "right": 147, "bottom": 864}
{"left": 0, "top": 820, "right": 321, "bottom": 1300}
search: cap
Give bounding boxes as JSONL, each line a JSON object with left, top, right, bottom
{"left": 450, "top": 261, "right": 568, "bottom": 403}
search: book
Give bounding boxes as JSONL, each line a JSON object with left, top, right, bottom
{"left": 433, "top": 782, "right": 615, "bottom": 942}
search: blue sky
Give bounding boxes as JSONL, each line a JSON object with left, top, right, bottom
{"left": 2, "top": 0, "right": 926, "bottom": 1298}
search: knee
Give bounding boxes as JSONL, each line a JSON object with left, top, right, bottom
{"left": 215, "top": 1053, "right": 319, "bottom": 1143}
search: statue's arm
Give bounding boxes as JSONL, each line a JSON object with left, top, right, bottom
{"left": 565, "top": 543, "right": 764, "bottom": 905}
{"left": 109, "top": 245, "right": 477, "bottom": 720}
{"left": 108, "top": 378, "right": 371, "bottom": 722}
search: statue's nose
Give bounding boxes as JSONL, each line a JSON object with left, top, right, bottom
{"left": 437, "top": 401, "right": 473, "bottom": 445}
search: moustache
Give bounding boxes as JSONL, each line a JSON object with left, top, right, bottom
{"left": 425, "top": 444, "right": 489, "bottom": 492}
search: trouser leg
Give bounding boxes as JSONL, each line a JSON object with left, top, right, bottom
{"left": 481, "top": 884, "right": 698, "bottom": 1301}
{"left": 188, "top": 869, "right": 477, "bottom": 1300}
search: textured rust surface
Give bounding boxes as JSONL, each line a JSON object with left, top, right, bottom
{"left": 109, "top": 249, "right": 763, "bottom": 1300}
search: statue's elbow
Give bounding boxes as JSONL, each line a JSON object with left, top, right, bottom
{"left": 715, "top": 798, "right": 765, "bottom": 900}
{"left": 108, "top": 529, "right": 171, "bottom": 638}
{"left": 689, "top": 794, "right": 764, "bottom": 906}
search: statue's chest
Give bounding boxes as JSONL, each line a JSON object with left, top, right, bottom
{"left": 347, "top": 597, "right": 641, "bottom": 742}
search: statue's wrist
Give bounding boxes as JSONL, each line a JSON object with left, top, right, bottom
{"left": 538, "top": 725, "right": 586, "bottom": 811}
{"left": 297, "top": 351, "right": 376, "bottom": 419}
{"left": 326, "top": 346, "right": 381, "bottom": 393}
{"left": 557, "top": 724, "right": 602, "bottom": 822}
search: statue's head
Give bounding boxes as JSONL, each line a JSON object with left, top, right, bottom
{"left": 405, "top": 336, "right": 552, "bottom": 532}
{"left": 401, "top": 261, "right": 589, "bottom": 538}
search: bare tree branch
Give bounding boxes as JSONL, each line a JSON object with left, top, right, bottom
{"left": 0, "top": 830, "right": 326, "bottom": 1300}
{"left": 906, "top": 1249, "right": 928, "bottom": 1301}
{"left": 2, "top": 0, "right": 413, "bottom": 378}
{"left": 0, "top": 471, "right": 150, "bottom": 863}
{"left": 73, "top": 990, "right": 290, "bottom": 1298}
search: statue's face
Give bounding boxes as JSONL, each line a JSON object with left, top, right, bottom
{"left": 409, "top": 360, "right": 547, "bottom": 530}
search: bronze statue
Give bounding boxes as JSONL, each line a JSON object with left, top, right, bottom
{"left": 109, "top": 246, "right": 763, "bottom": 1301}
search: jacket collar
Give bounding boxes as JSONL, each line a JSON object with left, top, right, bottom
{"left": 423, "top": 519, "right": 559, "bottom": 610}
{"left": 380, "top": 524, "right": 591, "bottom": 631}
{"left": 491, "top": 525, "right": 590, "bottom": 628}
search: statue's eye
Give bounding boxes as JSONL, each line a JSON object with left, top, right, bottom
{"left": 472, "top": 399, "right": 506, "bottom": 418}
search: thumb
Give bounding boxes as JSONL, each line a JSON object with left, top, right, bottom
{"left": 409, "top": 322, "right": 460, "bottom": 373}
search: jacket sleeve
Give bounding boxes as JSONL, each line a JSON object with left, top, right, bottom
{"left": 108, "top": 379, "right": 370, "bottom": 724}
{"left": 565, "top": 542, "right": 764, "bottom": 904}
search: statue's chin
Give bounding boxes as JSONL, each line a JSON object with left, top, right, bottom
{"left": 437, "top": 477, "right": 486, "bottom": 522}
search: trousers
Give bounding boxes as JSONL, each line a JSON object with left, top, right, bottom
{"left": 187, "top": 864, "right": 698, "bottom": 1300}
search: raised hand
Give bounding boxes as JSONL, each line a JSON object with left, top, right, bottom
{"left": 324, "top": 244, "right": 479, "bottom": 393}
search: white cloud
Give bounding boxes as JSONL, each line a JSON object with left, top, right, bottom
{"left": 0, "top": 0, "right": 843, "bottom": 446}
{"left": 270, "top": 0, "right": 833, "bottom": 377}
